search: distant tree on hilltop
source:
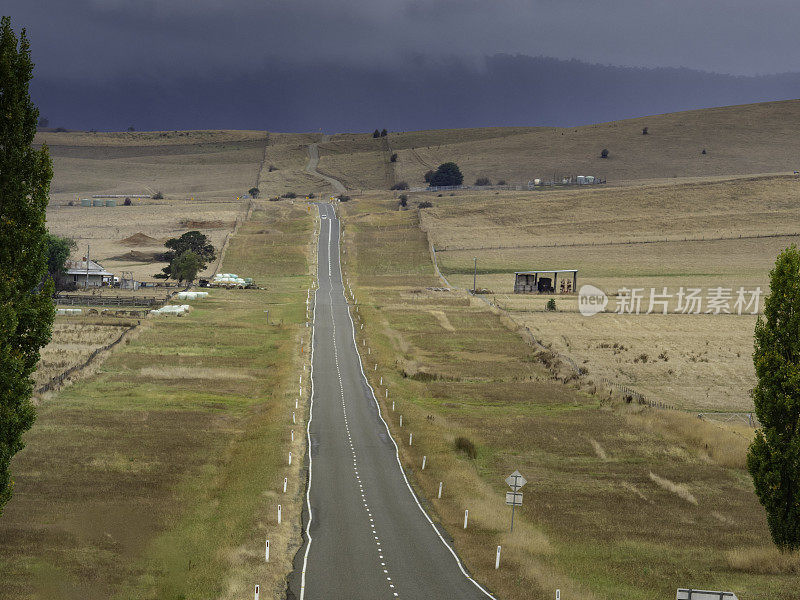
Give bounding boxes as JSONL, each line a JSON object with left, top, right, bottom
{"left": 373, "top": 129, "right": 380, "bottom": 138}
{"left": 429, "top": 162, "right": 463, "bottom": 187}
{"left": 380, "top": 128, "right": 388, "bottom": 137}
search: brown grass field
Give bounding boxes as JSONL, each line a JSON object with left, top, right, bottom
{"left": 33, "top": 318, "right": 134, "bottom": 389}
{"left": 1, "top": 200, "right": 316, "bottom": 599}
{"left": 318, "top": 100, "right": 800, "bottom": 190}
{"left": 338, "top": 196, "right": 799, "bottom": 600}
{"left": 409, "top": 175, "right": 800, "bottom": 412}
{"left": 10, "top": 98, "right": 800, "bottom": 598}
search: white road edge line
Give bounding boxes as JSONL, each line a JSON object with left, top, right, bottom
{"left": 329, "top": 203, "right": 498, "bottom": 600}
{"left": 299, "top": 204, "right": 324, "bottom": 600}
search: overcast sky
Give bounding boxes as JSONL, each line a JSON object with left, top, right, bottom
{"left": 6, "top": 1, "right": 800, "bottom": 130}
{"left": 8, "top": 0, "right": 800, "bottom": 78}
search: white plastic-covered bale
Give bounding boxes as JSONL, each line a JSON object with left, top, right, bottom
{"left": 577, "top": 175, "right": 586, "bottom": 184}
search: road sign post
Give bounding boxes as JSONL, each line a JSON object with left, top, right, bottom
{"left": 505, "top": 470, "right": 527, "bottom": 533}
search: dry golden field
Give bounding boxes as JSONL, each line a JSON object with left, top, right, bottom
{"left": 46, "top": 200, "right": 248, "bottom": 281}
{"left": 33, "top": 318, "right": 133, "bottom": 389}
{"left": 390, "top": 100, "right": 800, "bottom": 186}
{"left": 338, "top": 198, "right": 797, "bottom": 600}
{"left": 410, "top": 175, "right": 800, "bottom": 412}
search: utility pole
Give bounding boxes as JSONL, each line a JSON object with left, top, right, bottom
{"left": 85, "top": 245, "right": 90, "bottom": 289}
{"left": 473, "top": 257, "right": 477, "bottom": 293}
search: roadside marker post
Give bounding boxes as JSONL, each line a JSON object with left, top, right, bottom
{"left": 422, "top": 455, "right": 427, "bottom": 470}
{"left": 255, "top": 584, "right": 260, "bottom": 600}
{"left": 556, "top": 590, "right": 560, "bottom": 600}
{"left": 464, "top": 509, "right": 469, "bottom": 529}
{"left": 265, "top": 539, "right": 270, "bottom": 561}
{"left": 391, "top": 401, "right": 394, "bottom": 411}
{"left": 292, "top": 412, "right": 296, "bottom": 424}
{"left": 291, "top": 430, "right": 294, "bottom": 442}
{"left": 495, "top": 546, "right": 501, "bottom": 570}
{"left": 283, "top": 477, "right": 288, "bottom": 493}
{"left": 278, "top": 505, "right": 282, "bottom": 524}
{"left": 295, "top": 399, "right": 298, "bottom": 408}
{"left": 374, "top": 363, "right": 377, "bottom": 371}
{"left": 399, "top": 415, "right": 403, "bottom": 427}
{"left": 380, "top": 377, "right": 383, "bottom": 385}
{"left": 409, "top": 433, "right": 413, "bottom": 446}
{"left": 505, "top": 470, "right": 527, "bottom": 533}
{"left": 289, "top": 451, "right": 292, "bottom": 465}
{"left": 438, "top": 481, "right": 443, "bottom": 498}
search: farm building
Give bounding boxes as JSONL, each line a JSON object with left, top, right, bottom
{"left": 514, "top": 269, "right": 577, "bottom": 294}
{"left": 65, "top": 259, "right": 114, "bottom": 287}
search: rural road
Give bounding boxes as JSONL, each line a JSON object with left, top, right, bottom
{"left": 289, "top": 203, "right": 493, "bottom": 599}
{"left": 306, "top": 136, "right": 347, "bottom": 195}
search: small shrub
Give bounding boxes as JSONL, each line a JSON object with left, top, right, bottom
{"left": 390, "top": 181, "right": 409, "bottom": 190}
{"left": 67, "top": 200, "right": 74, "bottom": 206}
{"left": 423, "top": 170, "right": 434, "bottom": 184}
{"left": 53, "top": 127, "right": 67, "bottom": 133}
{"left": 546, "top": 298, "right": 557, "bottom": 311}
{"left": 152, "top": 191, "right": 164, "bottom": 200}
{"left": 475, "top": 177, "right": 492, "bottom": 186}
{"left": 248, "top": 187, "right": 260, "bottom": 199}
{"left": 418, "top": 201, "right": 433, "bottom": 209}
{"left": 308, "top": 192, "right": 316, "bottom": 199}
{"left": 268, "top": 196, "right": 280, "bottom": 202}
{"left": 123, "top": 197, "right": 132, "bottom": 206}
{"left": 281, "top": 191, "right": 297, "bottom": 199}
{"left": 390, "top": 153, "right": 398, "bottom": 162}
{"left": 497, "top": 179, "right": 507, "bottom": 185}
{"left": 702, "top": 148, "right": 707, "bottom": 155}
{"left": 437, "top": 193, "right": 443, "bottom": 197}
{"left": 600, "top": 148, "right": 609, "bottom": 159}
{"left": 642, "top": 127, "right": 649, "bottom": 135}
{"left": 454, "top": 436, "right": 477, "bottom": 459}
{"left": 338, "top": 195, "right": 350, "bottom": 202}
{"left": 127, "top": 126, "right": 136, "bottom": 132}
{"left": 268, "top": 164, "right": 278, "bottom": 172}
{"left": 398, "top": 195, "right": 408, "bottom": 208}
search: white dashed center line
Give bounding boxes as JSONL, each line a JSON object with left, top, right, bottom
{"left": 326, "top": 210, "right": 397, "bottom": 598}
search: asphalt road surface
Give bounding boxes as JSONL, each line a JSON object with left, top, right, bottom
{"left": 291, "top": 203, "right": 493, "bottom": 599}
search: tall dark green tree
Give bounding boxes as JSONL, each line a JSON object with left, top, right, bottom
{"left": 748, "top": 244, "right": 800, "bottom": 551}
{"left": 154, "top": 231, "right": 216, "bottom": 279}
{"left": 429, "top": 162, "right": 464, "bottom": 187}
{"left": 0, "top": 17, "right": 54, "bottom": 515}
{"left": 170, "top": 250, "right": 202, "bottom": 284}
{"left": 45, "top": 233, "right": 76, "bottom": 287}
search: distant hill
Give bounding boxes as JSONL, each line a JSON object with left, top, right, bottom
{"left": 32, "top": 54, "right": 800, "bottom": 133}
{"left": 317, "top": 100, "right": 800, "bottom": 187}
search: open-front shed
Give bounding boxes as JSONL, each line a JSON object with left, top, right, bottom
{"left": 514, "top": 269, "right": 577, "bottom": 294}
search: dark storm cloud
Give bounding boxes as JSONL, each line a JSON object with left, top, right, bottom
{"left": 8, "top": 0, "right": 800, "bottom": 78}
{"left": 6, "top": 1, "right": 800, "bottom": 131}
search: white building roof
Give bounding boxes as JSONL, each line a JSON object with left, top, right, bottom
{"left": 65, "top": 259, "right": 114, "bottom": 277}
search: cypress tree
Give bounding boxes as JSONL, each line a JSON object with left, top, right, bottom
{"left": 748, "top": 244, "right": 800, "bottom": 550}
{"left": 0, "top": 16, "right": 54, "bottom": 515}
